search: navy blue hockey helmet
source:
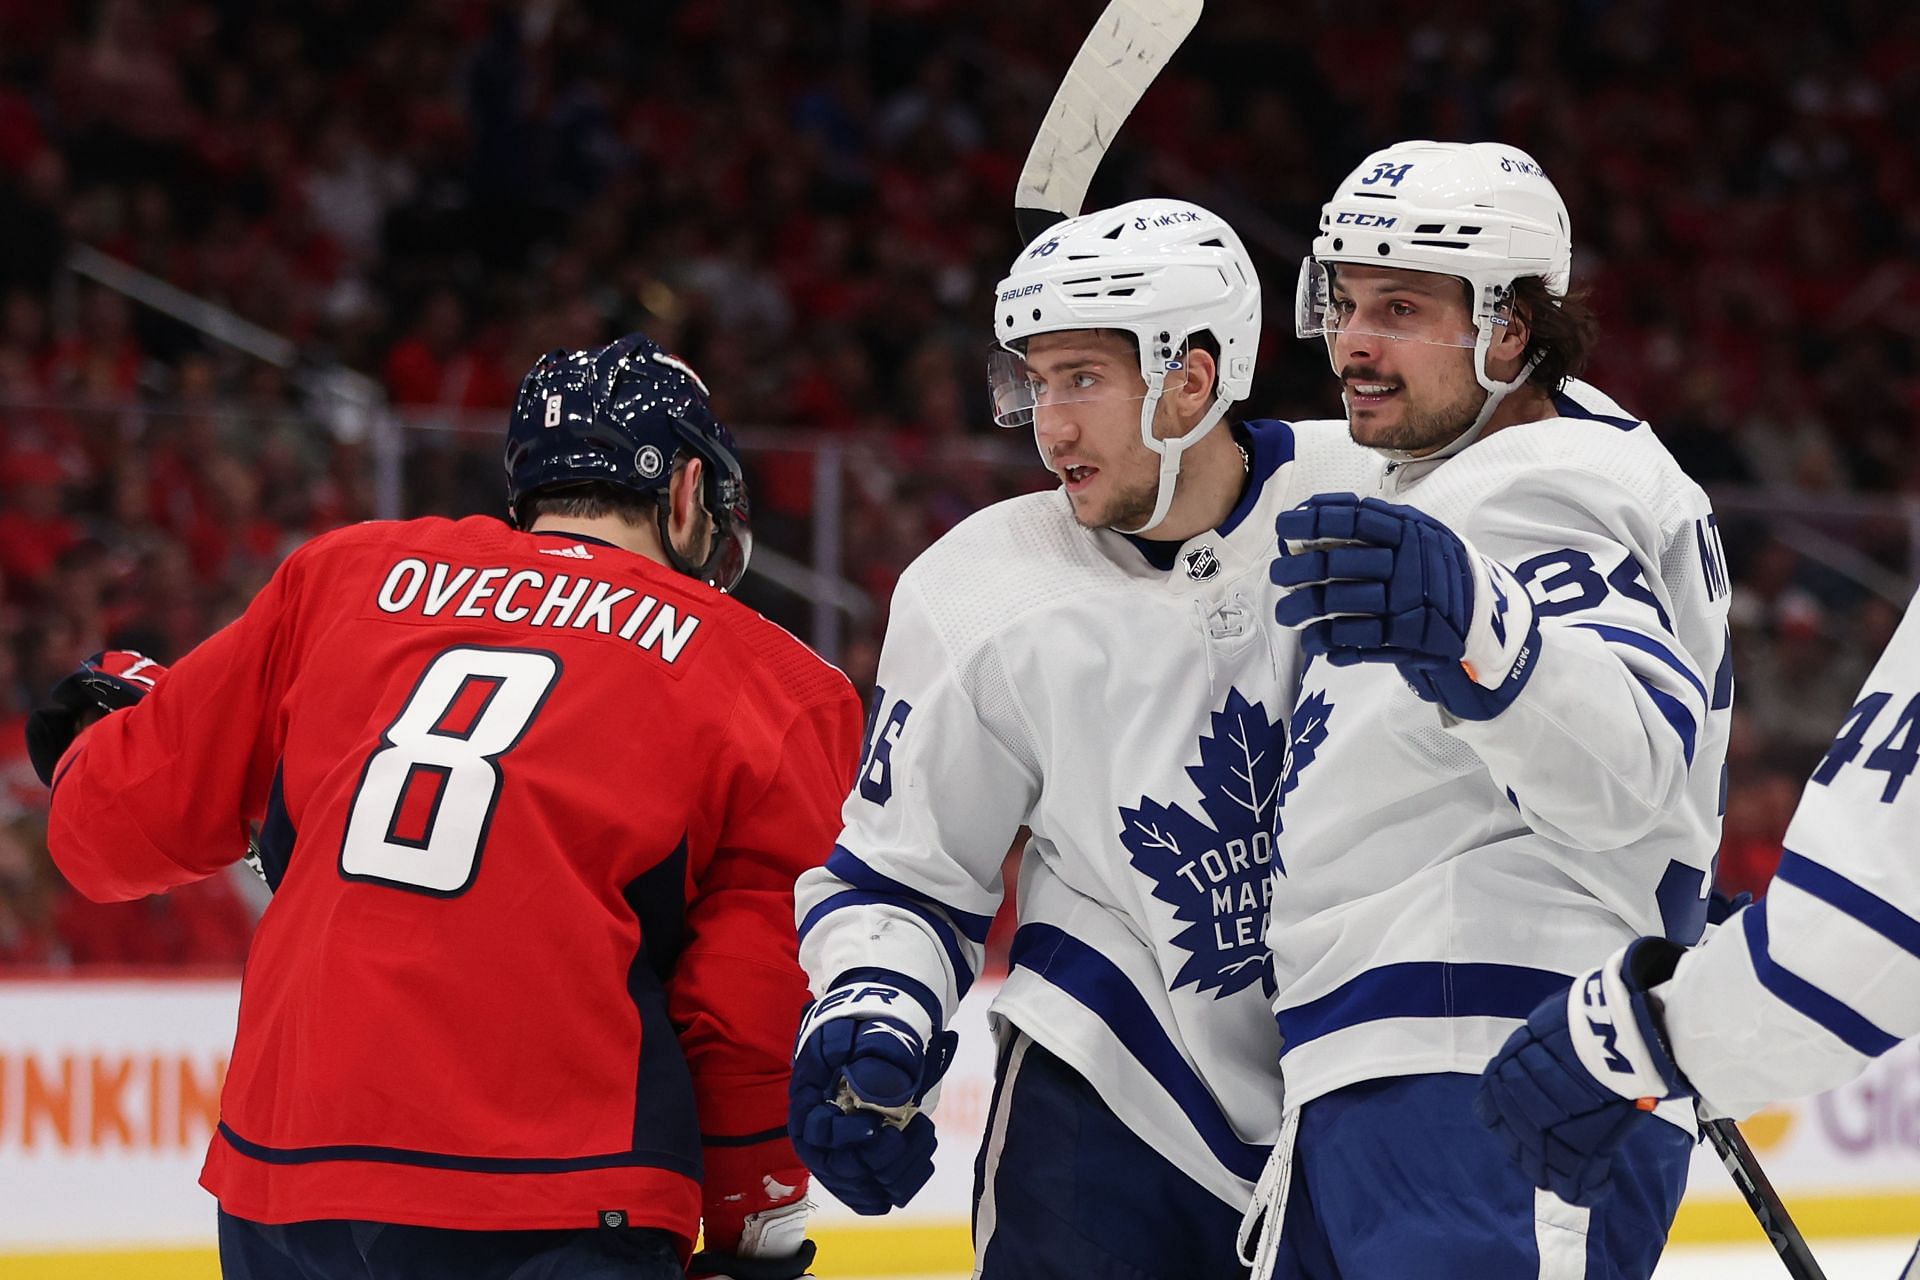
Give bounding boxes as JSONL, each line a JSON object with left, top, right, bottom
{"left": 505, "top": 333, "right": 752, "bottom": 592}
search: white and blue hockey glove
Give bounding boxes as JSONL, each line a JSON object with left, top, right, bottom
{"left": 1271, "top": 494, "right": 1540, "bottom": 720}
{"left": 1473, "top": 938, "right": 1691, "bottom": 1206}
{"left": 787, "top": 974, "right": 958, "bottom": 1215}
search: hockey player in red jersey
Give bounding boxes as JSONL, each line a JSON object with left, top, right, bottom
{"left": 25, "top": 333, "right": 862, "bottom": 1280}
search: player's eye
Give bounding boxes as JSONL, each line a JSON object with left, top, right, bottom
{"left": 1390, "top": 300, "right": 1417, "bottom": 318}
{"left": 1069, "top": 372, "right": 1098, "bottom": 391}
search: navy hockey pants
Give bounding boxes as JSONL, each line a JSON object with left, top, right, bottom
{"left": 217, "top": 1209, "right": 682, "bottom": 1280}
{"left": 1266, "top": 1073, "right": 1692, "bottom": 1280}
{"left": 971, "top": 1030, "right": 1252, "bottom": 1280}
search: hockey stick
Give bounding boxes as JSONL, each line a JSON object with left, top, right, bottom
{"left": 1701, "top": 1116, "right": 1828, "bottom": 1279}
{"left": 1014, "top": 0, "right": 1205, "bottom": 242}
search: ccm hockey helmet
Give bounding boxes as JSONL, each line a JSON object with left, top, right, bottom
{"left": 1296, "top": 141, "right": 1573, "bottom": 448}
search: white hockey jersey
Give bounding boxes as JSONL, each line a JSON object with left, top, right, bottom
{"left": 796, "top": 419, "right": 1379, "bottom": 1209}
{"left": 1266, "top": 380, "right": 1734, "bottom": 1115}
{"left": 1657, "top": 587, "right": 1920, "bottom": 1120}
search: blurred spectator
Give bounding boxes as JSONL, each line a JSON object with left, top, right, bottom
{"left": 1740, "top": 590, "right": 1876, "bottom": 757}
{"left": 1, "top": 0, "right": 1917, "bottom": 969}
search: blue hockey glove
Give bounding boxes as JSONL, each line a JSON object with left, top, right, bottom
{"left": 1271, "top": 494, "right": 1540, "bottom": 720}
{"left": 1473, "top": 938, "right": 1691, "bottom": 1206}
{"left": 25, "top": 650, "right": 167, "bottom": 786}
{"left": 788, "top": 976, "right": 957, "bottom": 1215}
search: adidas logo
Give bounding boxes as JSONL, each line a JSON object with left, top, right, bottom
{"left": 538, "top": 543, "right": 595, "bottom": 560}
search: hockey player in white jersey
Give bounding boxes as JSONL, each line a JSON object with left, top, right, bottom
{"left": 1240, "top": 142, "right": 1734, "bottom": 1280}
{"left": 785, "top": 199, "right": 1376, "bottom": 1280}
{"left": 1477, "top": 587, "right": 1920, "bottom": 1261}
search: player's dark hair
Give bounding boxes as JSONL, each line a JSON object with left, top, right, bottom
{"left": 516, "top": 480, "right": 659, "bottom": 528}
{"left": 1512, "top": 277, "right": 1599, "bottom": 392}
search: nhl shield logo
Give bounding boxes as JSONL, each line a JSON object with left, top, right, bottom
{"left": 1183, "top": 546, "right": 1220, "bottom": 581}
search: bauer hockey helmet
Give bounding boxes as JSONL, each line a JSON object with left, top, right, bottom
{"left": 988, "top": 197, "right": 1261, "bottom": 535}
{"left": 1296, "top": 141, "right": 1573, "bottom": 452}
{"left": 505, "top": 333, "right": 752, "bottom": 593}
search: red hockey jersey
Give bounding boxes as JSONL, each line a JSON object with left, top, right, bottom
{"left": 47, "top": 516, "right": 863, "bottom": 1250}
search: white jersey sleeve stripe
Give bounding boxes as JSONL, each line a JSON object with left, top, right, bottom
{"left": 1010, "top": 922, "right": 1272, "bottom": 1183}
{"left": 1759, "top": 877, "right": 1920, "bottom": 1044}
{"left": 1741, "top": 896, "right": 1903, "bottom": 1057}
{"left": 1571, "top": 623, "right": 1707, "bottom": 704}
{"left": 797, "top": 888, "right": 977, "bottom": 1005}
{"left": 1637, "top": 680, "right": 1699, "bottom": 768}
{"left": 1775, "top": 849, "right": 1920, "bottom": 960}
{"left": 822, "top": 843, "right": 997, "bottom": 942}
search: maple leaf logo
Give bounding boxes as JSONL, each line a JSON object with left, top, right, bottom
{"left": 1280, "top": 692, "right": 1334, "bottom": 813}
{"left": 1270, "top": 689, "right": 1337, "bottom": 883}
{"left": 1119, "top": 689, "right": 1286, "bottom": 1000}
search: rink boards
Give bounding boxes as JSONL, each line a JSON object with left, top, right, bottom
{"left": 0, "top": 975, "right": 1914, "bottom": 1275}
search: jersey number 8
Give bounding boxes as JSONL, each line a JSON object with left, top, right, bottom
{"left": 339, "top": 646, "right": 560, "bottom": 895}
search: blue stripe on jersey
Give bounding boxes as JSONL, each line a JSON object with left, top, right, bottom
{"left": 257, "top": 766, "right": 296, "bottom": 891}
{"left": 701, "top": 1125, "right": 787, "bottom": 1147}
{"left": 1008, "top": 923, "right": 1269, "bottom": 1182}
{"left": 1216, "top": 419, "right": 1297, "bottom": 537}
{"left": 825, "top": 844, "right": 995, "bottom": 943}
{"left": 1573, "top": 623, "right": 1707, "bottom": 703}
{"left": 1640, "top": 680, "right": 1699, "bottom": 766}
{"left": 1550, "top": 390, "right": 1643, "bottom": 432}
{"left": 1742, "top": 898, "right": 1900, "bottom": 1057}
{"left": 1776, "top": 850, "right": 1920, "bottom": 961}
{"left": 1276, "top": 961, "right": 1571, "bottom": 1050}
{"left": 1711, "top": 627, "right": 1735, "bottom": 710}
{"left": 215, "top": 1121, "right": 700, "bottom": 1177}
{"left": 1125, "top": 421, "right": 1298, "bottom": 567}
{"left": 829, "top": 965, "right": 948, "bottom": 1033}
{"left": 799, "top": 890, "right": 976, "bottom": 1000}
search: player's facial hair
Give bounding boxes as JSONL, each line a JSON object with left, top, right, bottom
{"left": 1343, "top": 359, "right": 1488, "bottom": 453}
{"left": 672, "top": 504, "right": 714, "bottom": 565}
{"left": 1091, "top": 395, "right": 1170, "bottom": 532}
{"left": 666, "top": 462, "right": 716, "bottom": 564}
{"left": 1096, "top": 471, "right": 1160, "bottom": 532}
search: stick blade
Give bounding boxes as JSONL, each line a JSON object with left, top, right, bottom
{"left": 1013, "top": 0, "right": 1204, "bottom": 238}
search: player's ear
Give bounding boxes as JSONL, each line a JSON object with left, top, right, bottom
{"left": 669, "top": 455, "right": 706, "bottom": 539}
{"left": 1170, "top": 344, "right": 1217, "bottom": 430}
{"left": 1488, "top": 297, "right": 1533, "bottom": 380}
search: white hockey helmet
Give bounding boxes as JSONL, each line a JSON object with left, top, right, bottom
{"left": 1296, "top": 141, "right": 1572, "bottom": 446}
{"left": 988, "top": 197, "right": 1261, "bottom": 535}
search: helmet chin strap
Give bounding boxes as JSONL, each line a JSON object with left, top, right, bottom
{"left": 1117, "top": 383, "right": 1232, "bottom": 537}
{"left": 1362, "top": 320, "right": 1541, "bottom": 466}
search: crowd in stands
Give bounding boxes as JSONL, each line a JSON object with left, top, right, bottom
{"left": 1, "top": 0, "right": 1916, "bottom": 965}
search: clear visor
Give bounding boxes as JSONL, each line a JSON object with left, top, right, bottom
{"left": 708, "top": 511, "right": 751, "bottom": 594}
{"left": 704, "top": 466, "right": 752, "bottom": 594}
{"left": 1294, "top": 259, "right": 1481, "bottom": 349}
{"left": 986, "top": 345, "right": 1186, "bottom": 429}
